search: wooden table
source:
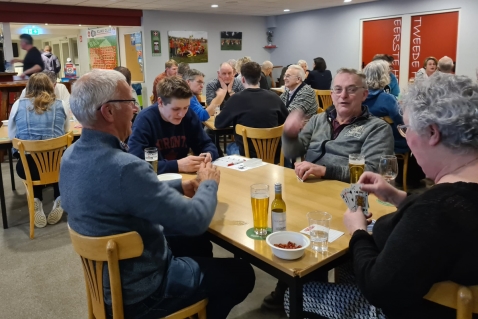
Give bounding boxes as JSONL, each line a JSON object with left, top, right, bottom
{"left": 0, "top": 80, "right": 28, "bottom": 121}
{"left": 271, "top": 87, "right": 284, "bottom": 96}
{"left": 0, "top": 120, "right": 82, "bottom": 229}
{"left": 182, "top": 164, "right": 395, "bottom": 318}
{"left": 203, "top": 115, "right": 234, "bottom": 157}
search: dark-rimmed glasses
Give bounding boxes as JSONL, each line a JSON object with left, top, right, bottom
{"left": 332, "top": 86, "right": 366, "bottom": 95}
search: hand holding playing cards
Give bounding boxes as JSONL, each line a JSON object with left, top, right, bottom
{"left": 343, "top": 207, "right": 373, "bottom": 235}
{"left": 358, "top": 172, "right": 407, "bottom": 207}
{"left": 295, "top": 161, "right": 325, "bottom": 181}
{"left": 283, "top": 110, "right": 306, "bottom": 138}
{"left": 196, "top": 162, "right": 221, "bottom": 185}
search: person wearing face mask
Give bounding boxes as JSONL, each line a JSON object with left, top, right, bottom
{"left": 415, "top": 56, "right": 438, "bottom": 82}
{"left": 128, "top": 77, "right": 219, "bottom": 174}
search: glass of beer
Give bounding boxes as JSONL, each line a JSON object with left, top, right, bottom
{"left": 349, "top": 154, "right": 365, "bottom": 184}
{"left": 145, "top": 147, "right": 158, "bottom": 173}
{"left": 250, "top": 184, "right": 269, "bottom": 236}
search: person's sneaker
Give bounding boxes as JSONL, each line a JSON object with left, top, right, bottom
{"left": 47, "top": 196, "right": 64, "bottom": 225}
{"left": 261, "top": 290, "right": 285, "bottom": 311}
{"left": 34, "top": 198, "right": 47, "bottom": 228}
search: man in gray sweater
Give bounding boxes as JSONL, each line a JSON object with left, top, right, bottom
{"left": 283, "top": 67, "right": 394, "bottom": 182}
{"left": 60, "top": 69, "right": 255, "bottom": 319}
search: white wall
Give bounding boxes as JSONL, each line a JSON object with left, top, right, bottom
{"left": 271, "top": 0, "right": 478, "bottom": 81}
{"left": 77, "top": 28, "right": 89, "bottom": 77}
{"left": 142, "top": 10, "right": 271, "bottom": 99}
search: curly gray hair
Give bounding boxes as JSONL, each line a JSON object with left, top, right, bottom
{"left": 400, "top": 73, "right": 478, "bottom": 153}
{"left": 363, "top": 60, "right": 390, "bottom": 90}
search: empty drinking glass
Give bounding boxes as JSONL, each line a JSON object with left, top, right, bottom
{"left": 379, "top": 155, "right": 398, "bottom": 182}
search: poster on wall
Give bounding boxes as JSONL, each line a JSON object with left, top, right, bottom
{"left": 168, "top": 31, "right": 208, "bottom": 63}
{"left": 125, "top": 32, "right": 144, "bottom": 82}
{"left": 151, "top": 30, "right": 161, "bottom": 56}
{"left": 408, "top": 11, "right": 458, "bottom": 79}
{"left": 220, "top": 31, "right": 242, "bottom": 51}
{"left": 87, "top": 27, "right": 118, "bottom": 69}
{"left": 362, "top": 17, "right": 402, "bottom": 82}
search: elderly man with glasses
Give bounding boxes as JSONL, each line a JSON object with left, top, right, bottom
{"left": 280, "top": 64, "right": 318, "bottom": 118}
{"left": 282, "top": 68, "right": 394, "bottom": 183}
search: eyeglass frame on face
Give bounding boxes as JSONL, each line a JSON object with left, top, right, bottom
{"left": 332, "top": 85, "right": 366, "bottom": 95}
{"left": 284, "top": 74, "right": 299, "bottom": 79}
{"left": 96, "top": 99, "right": 139, "bottom": 111}
{"left": 397, "top": 124, "right": 411, "bottom": 138}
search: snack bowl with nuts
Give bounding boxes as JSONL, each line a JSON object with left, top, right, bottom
{"left": 266, "top": 231, "right": 310, "bottom": 260}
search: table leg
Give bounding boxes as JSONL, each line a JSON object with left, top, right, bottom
{"left": 288, "top": 276, "right": 303, "bottom": 319}
{"left": 8, "top": 148, "right": 15, "bottom": 191}
{"left": 0, "top": 160, "right": 8, "bottom": 229}
{"left": 215, "top": 133, "right": 224, "bottom": 157}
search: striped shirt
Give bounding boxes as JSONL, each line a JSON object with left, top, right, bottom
{"left": 280, "top": 83, "right": 318, "bottom": 118}
{"left": 206, "top": 78, "right": 244, "bottom": 108}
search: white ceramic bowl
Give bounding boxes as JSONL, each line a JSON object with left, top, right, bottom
{"left": 266, "top": 231, "right": 310, "bottom": 260}
{"left": 157, "top": 173, "right": 182, "bottom": 182}
{"left": 1, "top": 120, "right": 8, "bottom": 126}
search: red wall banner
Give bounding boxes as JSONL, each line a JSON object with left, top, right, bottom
{"left": 362, "top": 17, "right": 402, "bottom": 82}
{"left": 409, "top": 11, "right": 459, "bottom": 79}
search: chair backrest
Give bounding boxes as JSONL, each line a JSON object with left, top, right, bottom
{"left": 424, "top": 281, "right": 478, "bottom": 319}
{"left": 235, "top": 124, "right": 284, "bottom": 166}
{"left": 382, "top": 116, "right": 394, "bottom": 124}
{"left": 68, "top": 226, "right": 144, "bottom": 319}
{"left": 315, "top": 89, "right": 333, "bottom": 110}
{"left": 13, "top": 132, "right": 74, "bottom": 186}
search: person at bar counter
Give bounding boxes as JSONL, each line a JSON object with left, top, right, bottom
{"left": 128, "top": 76, "right": 219, "bottom": 174}
{"left": 286, "top": 73, "right": 478, "bottom": 319}
{"left": 206, "top": 62, "right": 244, "bottom": 110}
{"left": 282, "top": 68, "right": 394, "bottom": 183}
{"left": 8, "top": 73, "right": 68, "bottom": 228}
{"left": 279, "top": 65, "right": 318, "bottom": 118}
{"left": 262, "top": 68, "right": 394, "bottom": 311}
{"left": 414, "top": 56, "right": 438, "bottom": 82}
{"left": 10, "top": 34, "right": 44, "bottom": 78}
{"left": 215, "top": 62, "right": 288, "bottom": 157}
{"left": 152, "top": 59, "right": 178, "bottom": 101}
{"left": 60, "top": 69, "right": 255, "bottom": 319}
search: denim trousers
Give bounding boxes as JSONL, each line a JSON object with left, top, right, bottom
{"left": 107, "top": 233, "right": 255, "bottom": 319}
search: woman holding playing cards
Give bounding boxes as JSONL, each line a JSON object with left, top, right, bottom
{"left": 285, "top": 73, "right": 478, "bottom": 319}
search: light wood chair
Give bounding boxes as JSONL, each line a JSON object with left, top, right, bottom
{"left": 382, "top": 116, "right": 410, "bottom": 192}
{"left": 13, "top": 132, "right": 74, "bottom": 239}
{"left": 315, "top": 89, "right": 333, "bottom": 110}
{"left": 235, "top": 124, "right": 284, "bottom": 166}
{"left": 424, "top": 281, "right": 478, "bottom": 319}
{"left": 69, "top": 226, "right": 207, "bottom": 319}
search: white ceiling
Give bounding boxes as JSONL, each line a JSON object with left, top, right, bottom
{"left": 0, "top": 0, "right": 379, "bottom": 16}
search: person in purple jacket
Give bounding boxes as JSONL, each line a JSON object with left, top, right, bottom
{"left": 128, "top": 77, "right": 219, "bottom": 174}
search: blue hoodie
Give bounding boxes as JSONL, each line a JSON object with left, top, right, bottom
{"left": 364, "top": 89, "right": 409, "bottom": 154}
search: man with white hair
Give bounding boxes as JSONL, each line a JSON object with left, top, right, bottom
{"left": 438, "top": 56, "right": 454, "bottom": 74}
{"left": 259, "top": 60, "right": 274, "bottom": 90}
{"left": 60, "top": 69, "right": 255, "bottom": 319}
{"left": 206, "top": 62, "right": 244, "bottom": 110}
{"left": 279, "top": 64, "right": 318, "bottom": 118}
{"left": 227, "top": 58, "right": 237, "bottom": 76}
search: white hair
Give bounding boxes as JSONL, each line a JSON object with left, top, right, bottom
{"left": 438, "top": 56, "right": 454, "bottom": 73}
{"left": 70, "top": 69, "right": 126, "bottom": 127}
{"left": 363, "top": 60, "right": 391, "bottom": 90}
{"left": 262, "top": 60, "right": 273, "bottom": 70}
{"left": 400, "top": 73, "right": 478, "bottom": 153}
{"left": 227, "top": 59, "right": 237, "bottom": 70}
{"left": 298, "top": 60, "right": 308, "bottom": 67}
{"left": 288, "top": 64, "right": 306, "bottom": 82}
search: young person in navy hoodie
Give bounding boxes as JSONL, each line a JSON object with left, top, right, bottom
{"left": 128, "top": 77, "right": 219, "bottom": 174}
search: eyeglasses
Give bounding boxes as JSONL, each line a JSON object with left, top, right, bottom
{"left": 284, "top": 74, "right": 299, "bottom": 79}
{"left": 397, "top": 124, "right": 411, "bottom": 137}
{"left": 97, "top": 99, "right": 139, "bottom": 111}
{"left": 195, "top": 80, "right": 205, "bottom": 85}
{"left": 332, "top": 86, "right": 366, "bottom": 95}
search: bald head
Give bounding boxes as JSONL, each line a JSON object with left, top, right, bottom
{"left": 438, "top": 56, "right": 454, "bottom": 73}
{"left": 218, "top": 62, "right": 234, "bottom": 84}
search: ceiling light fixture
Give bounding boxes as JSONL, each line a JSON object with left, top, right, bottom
{"left": 79, "top": 24, "right": 82, "bottom": 26}
{"left": 45, "top": 23, "right": 48, "bottom": 25}
{"left": 284, "top": 9, "right": 290, "bottom": 12}
{"left": 211, "top": 4, "right": 218, "bottom": 7}
{"left": 344, "top": 0, "right": 352, "bottom": 2}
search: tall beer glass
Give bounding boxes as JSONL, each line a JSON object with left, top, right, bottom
{"left": 349, "top": 154, "right": 365, "bottom": 184}
{"left": 250, "top": 184, "right": 269, "bottom": 236}
{"left": 145, "top": 147, "right": 159, "bottom": 173}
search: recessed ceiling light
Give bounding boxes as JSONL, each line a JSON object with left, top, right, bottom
{"left": 45, "top": 23, "right": 48, "bottom": 25}
{"left": 211, "top": 4, "right": 218, "bottom": 7}
{"left": 344, "top": 0, "right": 352, "bottom": 2}
{"left": 284, "top": 9, "right": 290, "bottom": 11}
{"left": 79, "top": 24, "right": 82, "bottom": 26}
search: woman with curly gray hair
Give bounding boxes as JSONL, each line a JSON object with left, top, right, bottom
{"left": 287, "top": 73, "right": 478, "bottom": 319}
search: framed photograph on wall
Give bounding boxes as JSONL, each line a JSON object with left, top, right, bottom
{"left": 151, "top": 30, "right": 161, "bottom": 56}
{"left": 220, "top": 31, "right": 242, "bottom": 50}
{"left": 168, "top": 31, "right": 208, "bottom": 63}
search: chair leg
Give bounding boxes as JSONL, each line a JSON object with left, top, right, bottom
{"left": 24, "top": 184, "right": 35, "bottom": 239}
{"left": 197, "top": 307, "right": 206, "bottom": 319}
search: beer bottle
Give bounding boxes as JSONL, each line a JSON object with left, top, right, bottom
{"left": 271, "top": 183, "right": 286, "bottom": 232}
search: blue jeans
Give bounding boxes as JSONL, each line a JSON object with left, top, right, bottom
{"left": 107, "top": 234, "right": 255, "bottom": 319}
{"left": 226, "top": 142, "right": 240, "bottom": 155}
